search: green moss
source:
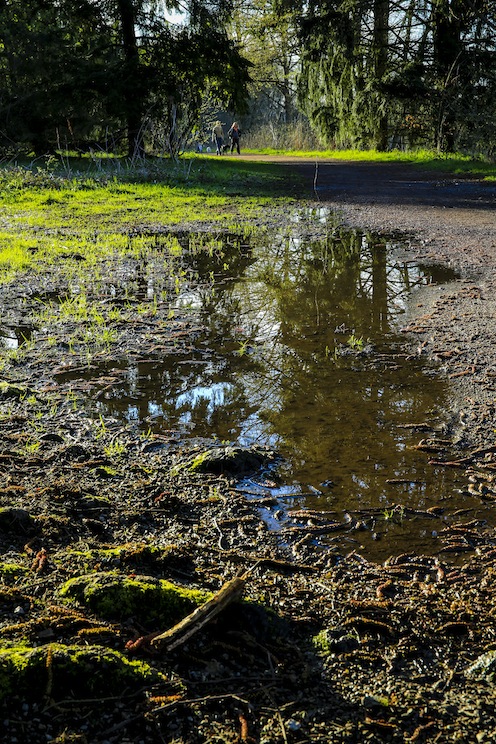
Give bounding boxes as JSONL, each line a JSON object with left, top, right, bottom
{"left": 77, "top": 495, "right": 111, "bottom": 510}
{"left": 59, "top": 572, "right": 210, "bottom": 625}
{"left": 186, "top": 451, "right": 211, "bottom": 472}
{"left": 62, "top": 543, "right": 185, "bottom": 572}
{"left": 313, "top": 629, "right": 332, "bottom": 655}
{"left": 312, "top": 628, "right": 360, "bottom": 656}
{"left": 0, "top": 643, "right": 167, "bottom": 703}
{"left": 0, "top": 562, "right": 29, "bottom": 583}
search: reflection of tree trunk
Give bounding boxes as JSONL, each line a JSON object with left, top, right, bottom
{"left": 117, "top": 0, "right": 145, "bottom": 158}
{"left": 372, "top": 243, "right": 388, "bottom": 332}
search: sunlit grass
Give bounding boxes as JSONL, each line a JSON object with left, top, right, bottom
{"left": 0, "top": 145, "right": 491, "bottom": 292}
{"left": 0, "top": 238, "right": 34, "bottom": 274}
{"left": 0, "top": 162, "right": 287, "bottom": 236}
{"left": 242, "top": 147, "right": 496, "bottom": 178}
{"left": 0, "top": 184, "right": 228, "bottom": 229}
{"left": 0, "top": 158, "right": 293, "bottom": 287}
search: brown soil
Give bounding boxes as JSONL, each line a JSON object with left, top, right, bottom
{"left": 1, "top": 160, "right": 496, "bottom": 744}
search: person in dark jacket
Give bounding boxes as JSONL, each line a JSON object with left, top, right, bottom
{"left": 228, "top": 122, "right": 241, "bottom": 154}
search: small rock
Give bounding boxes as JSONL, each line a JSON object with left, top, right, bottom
{"left": 287, "top": 719, "right": 301, "bottom": 732}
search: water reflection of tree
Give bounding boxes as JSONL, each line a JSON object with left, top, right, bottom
{"left": 225, "top": 228, "right": 448, "bottom": 510}
{"left": 96, "top": 225, "right": 449, "bottom": 512}
{"left": 98, "top": 231, "right": 262, "bottom": 440}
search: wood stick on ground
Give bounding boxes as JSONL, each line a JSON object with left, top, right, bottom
{"left": 151, "top": 576, "right": 246, "bottom": 652}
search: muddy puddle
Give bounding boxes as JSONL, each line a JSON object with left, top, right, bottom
{"left": 54, "top": 218, "right": 494, "bottom": 559}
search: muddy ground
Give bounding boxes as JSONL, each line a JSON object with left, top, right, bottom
{"left": 1, "top": 160, "right": 496, "bottom": 744}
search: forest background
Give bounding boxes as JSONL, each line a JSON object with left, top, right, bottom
{"left": 0, "top": 0, "right": 495, "bottom": 160}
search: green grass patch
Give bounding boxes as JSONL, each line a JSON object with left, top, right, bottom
{"left": 0, "top": 158, "right": 293, "bottom": 282}
{"left": 242, "top": 147, "right": 496, "bottom": 178}
{"left": 0, "top": 148, "right": 491, "bottom": 290}
{"left": 0, "top": 158, "right": 292, "bottom": 241}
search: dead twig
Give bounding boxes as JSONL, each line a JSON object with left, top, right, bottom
{"left": 150, "top": 576, "right": 245, "bottom": 652}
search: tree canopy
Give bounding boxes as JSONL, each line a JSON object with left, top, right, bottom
{"left": 0, "top": 0, "right": 495, "bottom": 155}
{"left": 0, "top": 0, "right": 250, "bottom": 157}
{"left": 296, "top": 0, "right": 496, "bottom": 152}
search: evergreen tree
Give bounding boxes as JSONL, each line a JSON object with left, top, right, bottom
{"left": 0, "top": 0, "right": 118, "bottom": 155}
{"left": 296, "top": 0, "right": 496, "bottom": 152}
{"left": 0, "top": 0, "right": 250, "bottom": 157}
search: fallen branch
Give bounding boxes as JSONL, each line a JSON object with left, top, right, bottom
{"left": 428, "top": 458, "right": 472, "bottom": 468}
{"left": 151, "top": 576, "right": 246, "bottom": 652}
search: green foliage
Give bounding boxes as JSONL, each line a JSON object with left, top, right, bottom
{"left": 147, "top": 25, "right": 251, "bottom": 159}
{"left": 346, "top": 334, "right": 364, "bottom": 351}
{"left": 0, "top": 0, "right": 250, "bottom": 158}
{"left": 0, "top": 0, "right": 120, "bottom": 156}
{"left": 297, "top": 0, "right": 496, "bottom": 154}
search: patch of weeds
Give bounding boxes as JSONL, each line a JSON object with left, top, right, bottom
{"left": 22, "top": 439, "right": 41, "bottom": 456}
{"left": 140, "top": 427, "right": 154, "bottom": 442}
{"left": 382, "top": 505, "right": 405, "bottom": 523}
{"left": 76, "top": 494, "right": 112, "bottom": 511}
{"left": 92, "top": 464, "right": 119, "bottom": 478}
{"left": 183, "top": 450, "right": 211, "bottom": 473}
{"left": 208, "top": 486, "right": 224, "bottom": 502}
{"left": 94, "top": 415, "right": 107, "bottom": 439}
{"left": 346, "top": 334, "right": 365, "bottom": 351}
{"left": 103, "top": 440, "right": 127, "bottom": 458}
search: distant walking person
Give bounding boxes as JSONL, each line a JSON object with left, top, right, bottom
{"left": 228, "top": 122, "right": 241, "bottom": 154}
{"left": 212, "top": 120, "right": 225, "bottom": 156}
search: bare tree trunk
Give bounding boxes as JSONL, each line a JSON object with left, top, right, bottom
{"left": 117, "top": 0, "right": 145, "bottom": 158}
{"left": 373, "top": 0, "right": 389, "bottom": 150}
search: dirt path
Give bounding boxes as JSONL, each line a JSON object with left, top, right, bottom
{"left": 240, "top": 155, "right": 496, "bottom": 450}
